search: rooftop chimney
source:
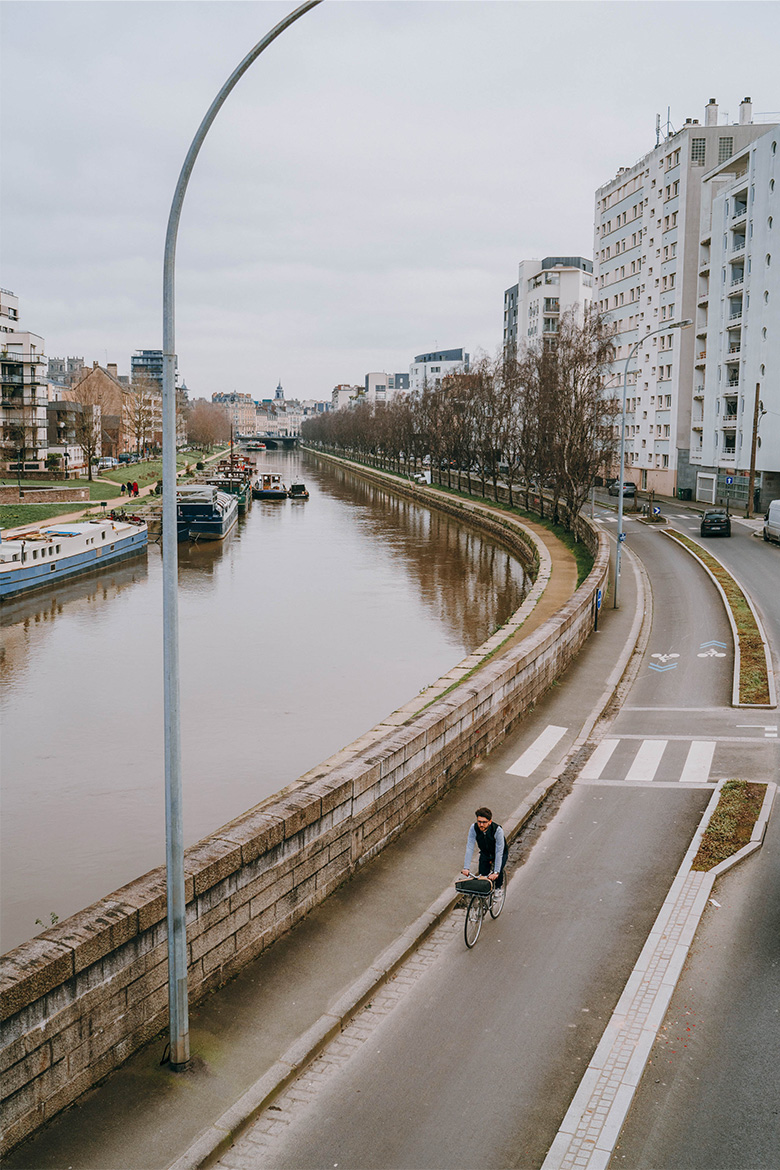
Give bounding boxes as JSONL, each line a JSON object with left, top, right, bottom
{"left": 739, "top": 96, "right": 752, "bottom": 125}
{"left": 107, "top": 363, "right": 118, "bottom": 378}
{"left": 705, "top": 98, "right": 718, "bottom": 126}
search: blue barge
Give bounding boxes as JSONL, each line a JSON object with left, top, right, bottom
{"left": 0, "top": 518, "right": 148, "bottom": 602}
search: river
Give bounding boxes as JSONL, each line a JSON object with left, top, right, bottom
{"left": 0, "top": 451, "right": 529, "bottom": 952}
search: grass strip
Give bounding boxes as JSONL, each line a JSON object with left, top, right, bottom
{"left": 667, "top": 530, "right": 770, "bottom": 704}
{"left": 691, "top": 779, "right": 766, "bottom": 871}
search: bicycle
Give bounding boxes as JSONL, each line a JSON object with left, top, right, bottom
{"left": 456, "top": 872, "right": 506, "bottom": 948}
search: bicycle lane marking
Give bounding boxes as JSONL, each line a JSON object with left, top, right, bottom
{"left": 506, "top": 725, "right": 568, "bottom": 776}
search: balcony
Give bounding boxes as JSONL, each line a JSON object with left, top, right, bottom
{"left": 693, "top": 386, "right": 705, "bottom": 400}
{"left": 730, "top": 272, "right": 744, "bottom": 288}
{"left": 726, "top": 377, "right": 740, "bottom": 388}
{"left": 727, "top": 313, "right": 743, "bottom": 329}
{"left": 691, "top": 423, "right": 703, "bottom": 431}
{"left": 725, "top": 347, "right": 741, "bottom": 362}
{"left": 732, "top": 238, "right": 746, "bottom": 254}
{"left": 694, "top": 351, "right": 707, "bottom": 366}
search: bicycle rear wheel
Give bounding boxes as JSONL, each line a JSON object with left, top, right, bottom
{"left": 489, "top": 881, "right": 506, "bottom": 919}
{"left": 464, "top": 895, "right": 484, "bottom": 948}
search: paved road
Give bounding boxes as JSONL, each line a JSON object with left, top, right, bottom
{"left": 216, "top": 512, "right": 777, "bottom": 1169}
{"left": 606, "top": 506, "right": 780, "bottom": 1169}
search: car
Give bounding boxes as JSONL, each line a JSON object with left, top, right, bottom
{"left": 96, "top": 457, "right": 119, "bottom": 470}
{"left": 608, "top": 481, "right": 637, "bottom": 497}
{"left": 700, "top": 509, "right": 731, "bottom": 537}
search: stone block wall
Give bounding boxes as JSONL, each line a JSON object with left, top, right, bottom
{"left": 0, "top": 474, "right": 607, "bottom": 1155}
{"left": 0, "top": 486, "right": 89, "bottom": 505}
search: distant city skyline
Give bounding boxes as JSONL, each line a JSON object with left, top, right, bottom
{"left": 2, "top": 1, "right": 778, "bottom": 398}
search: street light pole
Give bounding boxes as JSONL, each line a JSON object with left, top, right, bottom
{"left": 613, "top": 319, "right": 692, "bottom": 608}
{"left": 161, "top": 0, "right": 323, "bottom": 1071}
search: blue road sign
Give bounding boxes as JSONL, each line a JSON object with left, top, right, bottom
{"left": 596, "top": 588, "right": 602, "bottom": 610}
{"left": 618, "top": 532, "right": 626, "bottom": 543}
{"left": 652, "top": 506, "right": 661, "bottom": 515}
{"left": 725, "top": 475, "right": 734, "bottom": 485}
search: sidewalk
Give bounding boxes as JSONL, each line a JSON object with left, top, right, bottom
{"left": 4, "top": 537, "right": 645, "bottom": 1170}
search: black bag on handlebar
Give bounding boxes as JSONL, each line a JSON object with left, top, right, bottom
{"left": 455, "top": 877, "right": 493, "bottom": 895}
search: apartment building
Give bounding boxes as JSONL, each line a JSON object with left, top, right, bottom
{"left": 593, "top": 97, "right": 775, "bottom": 496}
{"left": 331, "top": 384, "right": 361, "bottom": 411}
{"left": 409, "top": 348, "right": 469, "bottom": 393}
{"left": 691, "top": 125, "right": 780, "bottom": 508}
{"left": 362, "top": 371, "right": 411, "bottom": 405}
{"left": 0, "top": 290, "right": 49, "bottom": 472}
{"left": 503, "top": 257, "right": 594, "bottom": 353}
{"left": 212, "top": 392, "right": 257, "bottom": 436}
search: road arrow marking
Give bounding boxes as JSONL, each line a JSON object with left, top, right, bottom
{"left": 700, "top": 640, "right": 727, "bottom": 649}
{"left": 649, "top": 662, "right": 678, "bottom": 672}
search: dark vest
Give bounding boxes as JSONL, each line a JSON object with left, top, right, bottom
{"left": 475, "top": 821, "right": 502, "bottom": 862}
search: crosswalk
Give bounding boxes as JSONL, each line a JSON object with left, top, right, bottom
{"left": 578, "top": 737, "right": 717, "bottom": 786}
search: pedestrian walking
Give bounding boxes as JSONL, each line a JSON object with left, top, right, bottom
{"left": 132, "top": 481, "right": 139, "bottom": 497}
{"left": 120, "top": 482, "right": 126, "bottom": 495}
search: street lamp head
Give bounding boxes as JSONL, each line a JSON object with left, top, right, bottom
{"left": 670, "top": 319, "right": 693, "bottom": 329}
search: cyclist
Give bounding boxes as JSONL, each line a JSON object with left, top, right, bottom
{"left": 461, "top": 807, "right": 506, "bottom": 889}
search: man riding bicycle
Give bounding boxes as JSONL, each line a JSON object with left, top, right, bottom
{"left": 462, "top": 807, "right": 506, "bottom": 888}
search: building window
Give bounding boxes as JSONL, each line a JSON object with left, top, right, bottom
{"left": 718, "top": 137, "right": 734, "bottom": 163}
{"left": 691, "top": 138, "right": 706, "bottom": 165}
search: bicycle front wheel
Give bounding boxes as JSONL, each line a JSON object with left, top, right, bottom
{"left": 464, "top": 895, "right": 484, "bottom": 948}
{"left": 489, "top": 881, "right": 506, "bottom": 919}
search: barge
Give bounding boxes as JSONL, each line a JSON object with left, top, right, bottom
{"left": 0, "top": 517, "right": 148, "bottom": 602}
{"left": 177, "top": 484, "right": 239, "bottom": 541}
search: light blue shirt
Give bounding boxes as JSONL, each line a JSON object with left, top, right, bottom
{"left": 463, "top": 823, "right": 505, "bottom": 873}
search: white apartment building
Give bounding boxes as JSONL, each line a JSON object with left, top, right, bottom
{"left": 593, "top": 97, "right": 775, "bottom": 496}
{"left": 362, "top": 371, "right": 411, "bottom": 405}
{"left": 503, "top": 257, "right": 594, "bottom": 352}
{"left": 331, "top": 384, "right": 360, "bottom": 411}
{"left": 409, "top": 348, "right": 469, "bottom": 393}
{"left": 1, "top": 290, "right": 50, "bottom": 472}
{"left": 692, "top": 126, "right": 780, "bottom": 508}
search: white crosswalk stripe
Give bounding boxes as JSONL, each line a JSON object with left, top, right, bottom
{"left": 507, "top": 724, "right": 567, "bottom": 776}
{"left": 625, "top": 739, "right": 668, "bottom": 782}
{"left": 578, "top": 738, "right": 718, "bottom": 786}
{"left": 679, "top": 740, "right": 717, "bottom": 784}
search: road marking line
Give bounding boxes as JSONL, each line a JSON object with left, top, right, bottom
{"left": 506, "top": 725, "right": 567, "bottom": 776}
{"left": 679, "top": 741, "right": 716, "bottom": 784}
{"left": 580, "top": 739, "right": 619, "bottom": 781}
{"left": 625, "top": 739, "right": 667, "bottom": 782}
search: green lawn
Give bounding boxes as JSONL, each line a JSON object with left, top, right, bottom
{"left": 0, "top": 479, "right": 122, "bottom": 501}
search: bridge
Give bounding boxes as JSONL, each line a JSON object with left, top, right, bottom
{"left": 237, "top": 434, "right": 299, "bottom": 450}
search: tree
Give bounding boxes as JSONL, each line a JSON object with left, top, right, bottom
{"left": 186, "top": 399, "right": 230, "bottom": 450}
{"left": 124, "top": 375, "right": 160, "bottom": 455}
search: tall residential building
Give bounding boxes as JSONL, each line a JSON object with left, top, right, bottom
{"left": 409, "top": 348, "right": 469, "bottom": 393}
{"left": 593, "top": 97, "right": 776, "bottom": 495}
{"left": 692, "top": 125, "right": 780, "bottom": 508}
{"left": 1, "top": 289, "right": 49, "bottom": 472}
{"left": 503, "top": 257, "right": 594, "bottom": 353}
{"left": 363, "top": 372, "right": 411, "bottom": 405}
{"left": 131, "top": 349, "right": 177, "bottom": 389}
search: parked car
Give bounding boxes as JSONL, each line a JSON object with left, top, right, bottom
{"left": 763, "top": 499, "right": 780, "bottom": 545}
{"left": 608, "top": 481, "right": 637, "bottom": 498}
{"left": 96, "top": 457, "right": 119, "bottom": 470}
{"left": 700, "top": 509, "right": 732, "bottom": 537}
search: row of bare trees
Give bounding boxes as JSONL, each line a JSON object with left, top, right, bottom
{"left": 302, "top": 308, "right": 620, "bottom": 532}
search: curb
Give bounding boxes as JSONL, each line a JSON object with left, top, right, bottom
{"left": 169, "top": 553, "right": 648, "bottom": 1170}
{"left": 542, "top": 778, "right": 776, "bottom": 1170}
{"left": 662, "top": 528, "right": 776, "bottom": 708}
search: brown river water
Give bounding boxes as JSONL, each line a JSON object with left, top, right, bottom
{"left": 0, "top": 451, "right": 528, "bottom": 951}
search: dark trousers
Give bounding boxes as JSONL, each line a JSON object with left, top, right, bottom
{"left": 478, "top": 852, "right": 506, "bottom": 888}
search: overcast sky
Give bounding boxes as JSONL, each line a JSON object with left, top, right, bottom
{"left": 2, "top": 1, "right": 779, "bottom": 400}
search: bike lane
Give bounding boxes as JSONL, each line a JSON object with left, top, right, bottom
{"left": 207, "top": 517, "right": 775, "bottom": 1170}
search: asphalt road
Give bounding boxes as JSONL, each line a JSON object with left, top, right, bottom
{"left": 606, "top": 504, "right": 780, "bottom": 1170}
{"left": 217, "top": 510, "right": 779, "bottom": 1170}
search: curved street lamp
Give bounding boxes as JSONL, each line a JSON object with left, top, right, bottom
{"left": 161, "top": 0, "right": 323, "bottom": 1070}
{"left": 613, "top": 319, "right": 692, "bottom": 608}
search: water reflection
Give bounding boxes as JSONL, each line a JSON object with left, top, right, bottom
{"left": 0, "top": 451, "right": 527, "bottom": 951}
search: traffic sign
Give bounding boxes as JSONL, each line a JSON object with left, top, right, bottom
{"left": 596, "top": 588, "right": 602, "bottom": 610}
{"left": 618, "top": 532, "right": 626, "bottom": 543}
{"left": 725, "top": 475, "right": 734, "bottom": 485}
{"left": 652, "top": 506, "right": 661, "bottom": 516}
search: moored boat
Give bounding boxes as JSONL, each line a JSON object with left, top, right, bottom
{"left": 176, "top": 485, "right": 239, "bottom": 541}
{"left": 288, "top": 482, "right": 310, "bottom": 500}
{"left": 252, "top": 473, "right": 288, "bottom": 500}
{"left": 0, "top": 517, "right": 148, "bottom": 602}
{"left": 206, "top": 473, "right": 252, "bottom": 514}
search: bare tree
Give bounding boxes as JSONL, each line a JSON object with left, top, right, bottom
{"left": 124, "top": 375, "right": 161, "bottom": 455}
{"left": 186, "top": 399, "right": 230, "bottom": 450}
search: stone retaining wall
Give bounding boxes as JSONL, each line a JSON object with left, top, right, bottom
{"left": 0, "top": 467, "right": 608, "bottom": 1155}
{"left": 0, "top": 486, "right": 89, "bottom": 505}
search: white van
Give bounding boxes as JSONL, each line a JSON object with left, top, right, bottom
{"left": 763, "top": 499, "right": 780, "bottom": 545}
